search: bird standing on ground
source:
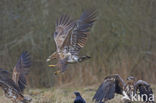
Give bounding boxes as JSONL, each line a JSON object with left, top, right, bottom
{"left": 74, "top": 92, "right": 86, "bottom": 103}
{"left": 93, "top": 74, "right": 154, "bottom": 103}
{"left": 46, "top": 9, "right": 96, "bottom": 74}
{"left": 0, "top": 51, "right": 32, "bottom": 103}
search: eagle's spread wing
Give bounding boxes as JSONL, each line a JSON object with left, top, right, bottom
{"left": 93, "top": 74, "right": 125, "bottom": 103}
{"left": 12, "top": 51, "right": 31, "bottom": 92}
{"left": 54, "top": 15, "right": 74, "bottom": 51}
{"left": 135, "top": 80, "right": 154, "bottom": 102}
{"left": 0, "top": 68, "right": 21, "bottom": 93}
{"left": 70, "top": 9, "right": 96, "bottom": 55}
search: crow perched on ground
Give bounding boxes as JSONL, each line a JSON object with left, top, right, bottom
{"left": 74, "top": 92, "right": 86, "bottom": 103}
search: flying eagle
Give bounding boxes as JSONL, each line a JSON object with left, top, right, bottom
{"left": 74, "top": 92, "right": 86, "bottom": 103}
{"left": 93, "top": 74, "right": 154, "bottom": 103}
{"left": 46, "top": 9, "right": 96, "bottom": 74}
{"left": 0, "top": 51, "right": 32, "bottom": 103}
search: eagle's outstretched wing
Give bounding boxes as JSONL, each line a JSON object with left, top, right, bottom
{"left": 54, "top": 15, "right": 74, "bottom": 52}
{"left": 93, "top": 74, "right": 125, "bottom": 103}
{"left": 0, "top": 68, "right": 21, "bottom": 93}
{"left": 12, "top": 51, "right": 31, "bottom": 92}
{"left": 135, "top": 80, "right": 154, "bottom": 103}
{"left": 70, "top": 9, "right": 96, "bottom": 55}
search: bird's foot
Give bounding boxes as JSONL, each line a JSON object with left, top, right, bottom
{"left": 54, "top": 70, "right": 61, "bottom": 75}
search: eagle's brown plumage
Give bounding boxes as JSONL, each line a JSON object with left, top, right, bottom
{"left": 47, "top": 9, "right": 97, "bottom": 74}
{"left": 0, "top": 51, "right": 32, "bottom": 103}
{"left": 93, "top": 74, "right": 154, "bottom": 103}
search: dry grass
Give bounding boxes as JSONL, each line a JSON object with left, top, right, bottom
{"left": 0, "top": 85, "right": 155, "bottom": 103}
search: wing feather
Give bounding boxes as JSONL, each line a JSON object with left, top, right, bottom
{"left": 93, "top": 74, "right": 125, "bottom": 103}
{"left": 12, "top": 51, "right": 31, "bottom": 92}
{"left": 135, "top": 80, "right": 154, "bottom": 102}
{"left": 0, "top": 68, "right": 21, "bottom": 93}
{"left": 54, "top": 15, "right": 74, "bottom": 51}
{"left": 71, "top": 9, "right": 97, "bottom": 55}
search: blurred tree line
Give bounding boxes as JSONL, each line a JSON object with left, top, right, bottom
{"left": 0, "top": 0, "right": 156, "bottom": 88}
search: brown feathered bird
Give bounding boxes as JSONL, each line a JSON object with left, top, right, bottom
{"left": 0, "top": 51, "right": 32, "bottom": 103}
{"left": 93, "top": 74, "right": 154, "bottom": 103}
{"left": 46, "top": 9, "right": 96, "bottom": 74}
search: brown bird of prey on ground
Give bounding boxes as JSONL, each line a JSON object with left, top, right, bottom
{"left": 46, "top": 9, "right": 96, "bottom": 74}
{"left": 0, "top": 51, "right": 32, "bottom": 103}
{"left": 93, "top": 74, "right": 154, "bottom": 103}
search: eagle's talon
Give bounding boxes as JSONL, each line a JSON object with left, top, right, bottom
{"left": 54, "top": 71, "right": 61, "bottom": 75}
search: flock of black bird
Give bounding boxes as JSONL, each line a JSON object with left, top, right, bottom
{"left": 0, "top": 9, "right": 155, "bottom": 103}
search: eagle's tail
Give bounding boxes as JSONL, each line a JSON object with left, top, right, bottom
{"left": 21, "top": 96, "right": 32, "bottom": 103}
{"left": 78, "top": 56, "right": 91, "bottom": 62}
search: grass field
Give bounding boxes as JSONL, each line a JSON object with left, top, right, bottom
{"left": 0, "top": 84, "right": 155, "bottom": 103}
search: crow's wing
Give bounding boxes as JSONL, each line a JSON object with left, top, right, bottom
{"left": 74, "top": 97, "right": 86, "bottom": 103}
{"left": 93, "top": 74, "right": 125, "bottom": 103}
{"left": 54, "top": 15, "right": 74, "bottom": 52}
{"left": 135, "top": 80, "right": 154, "bottom": 102}
{"left": 0, "top": 68, "right": 20, "bottom": 93}
{"left": 70, "top": 9, "right": 96, "bottom": 55}
{"left": 74, "top": 92, "right": 86, "bottom": 103}
{"left": 12, "top": 51, "right": 31, "bottom": 92}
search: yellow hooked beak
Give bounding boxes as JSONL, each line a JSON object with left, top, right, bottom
{"left": 48, "top": 64, "right": 56, "bottom": 67}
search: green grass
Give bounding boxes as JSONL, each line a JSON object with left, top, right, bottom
{"left": 0, "top": 84, "right": 155, "bottom": 103}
